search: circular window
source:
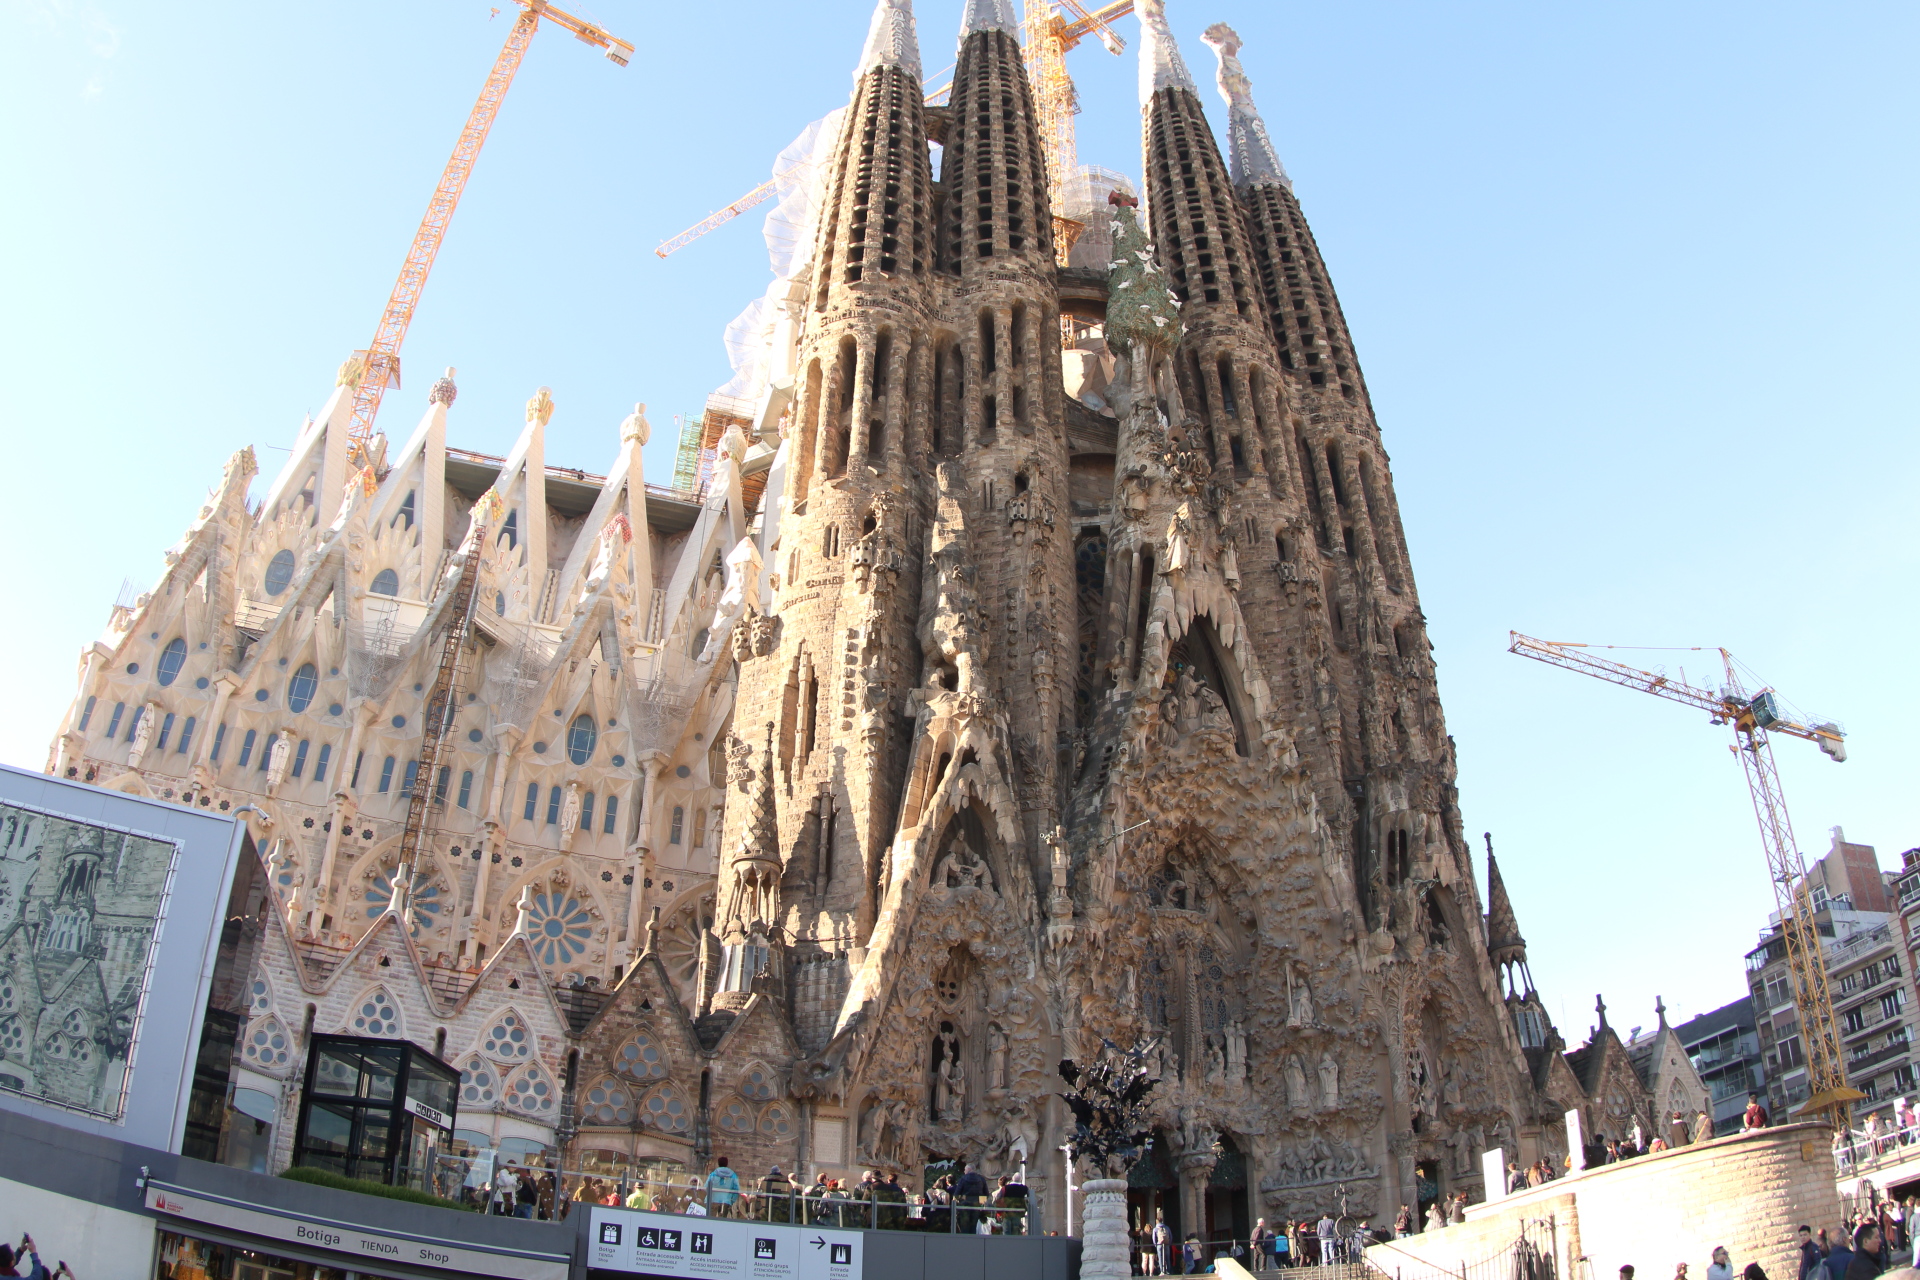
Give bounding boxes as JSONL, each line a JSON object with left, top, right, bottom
{"left": 288, "top": 662, "right": 318, "bottom": 713}
{"left": 741, "top": 1066, "right": 776, "bottom": 1100}
{"left": 584, "top": 1079, "right": 634, "bottom": 1125}
{"left": 196, "top": 677, "right": 211, "bottom": 690}
{"left": 461, "top": 1058, "right": 497, "bottom": 1105}
{"left": 717, "top": 1099, "right": 755, "bottom": 1134}
{"left": 611, "top": 754, "right": 625, "bottom": 767}
{"left": 328, "top": 702, "right": 343, "bottom": 716}
{"left": 264, "top": 549, "right": 296, "bottom": 597}
{"left": 370, "top": 568, "right": 400, "bottom": 597}
{"left": 760, "top": 1104, "right": 794, "bottom": 1138}
{"left": 484, "top": 1013, "right": 531, "bottom": 1060}
{"left": 521, "top": 894, "right": 593, "bottom": 966}
{"left": 507, "top": 1067, "right": 555, "bottom": 1114}
{"left": 244, "top": 1019, "right": 291, "bottom": 1070}
{"left": 675, "top": 765, "right": 691, "bottom": 779}
{"left": 352, "top": 990, "right": 400, "bottom": 1037}
{"left": 391, "top": 715, "right": 407, "bottom": 728}
{"left": 156, "top": 638, "right": 188, "bottom": 687}
{"left": 617, "top": 1034, "right": 668, "bottom": 1080}
{"left": 532, "top": 741, "right": 547, "bottom": 755}
{"left": 468, "top": 729, "right": 483, "bottom": 743}
{"left": 641, "top": 1086, "right": 691, "bottom": 1133}
{"left": 0, "top": 1016, "right": 24, "bottom": 1058}
{"left": 568, "top": 715, "right": 597, "bottom": 765}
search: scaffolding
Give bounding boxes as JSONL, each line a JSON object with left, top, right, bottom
{"left": 671, "top": 411, "right": 705, "bottom": 493}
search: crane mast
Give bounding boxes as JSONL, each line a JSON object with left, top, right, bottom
{"left": 1508, "top": 633, "right": 1856, "bottom": 1129}
{"left": 344, "top": 1, "right": 632, "bottom": 453}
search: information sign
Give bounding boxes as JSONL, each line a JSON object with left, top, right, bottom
{"left": 589, "top": 1207, "right": 862, "bottom": 1280}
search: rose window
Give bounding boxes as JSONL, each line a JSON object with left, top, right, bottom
{"left": 522, "top": 892, "right": 593, "bottom": 967}
{"left": 641, "top": 1085, "right": 691, "bottom": 1133}
{"left": 583, "top": 1078, "right": 634, "bottom": 1125}
{"left": 0, "top": 977, "right": 14, "bottom": 1013}
{"left": 716, "top": 1099, "right": 755, "bottom": 1134}
{"left": 760, "top": 1104, "right": 794, "bottom": 1138}
{"left": 460, "top": 1057, "right": 497, "bottom": 1106}
{"left": 351, "top": 989, "right": 400, "bottom": 1037}
{"left": 615, "top": 1033, "right": 667, "bottom": 1080}
{"left": 0, "top": 1016, "right": 24, "bottom": 1059}
{"left": 740, "top": 1066, "right": 777, "bottom": 1100}
{"left": 249, "top": 977, "right": 273, "bottom": 1014}
{"left": 243, "top": 1017, "right": 291, "bottom": 1071}
{"left": 364, "top": 867, "right": 444, "bottom": 935}
{"left": 482, "top": 1012, "right": 531, "bottom": 1061}
{"left": 506, "top": 1065, "right": 556, "bottom": 1115}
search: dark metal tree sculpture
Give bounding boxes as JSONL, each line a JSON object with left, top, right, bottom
{"left": 1059, "top": 1038, "right": 1162, "bottom": 1176}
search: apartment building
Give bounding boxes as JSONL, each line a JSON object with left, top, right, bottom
{"left": 1676, "top": 997, "right": 1767, "bottom": 1137}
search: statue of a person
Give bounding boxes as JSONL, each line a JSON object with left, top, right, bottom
{"left": 1206, "top": 1035, "right": 1226, "bottom": 1082}
{"left": 560, "top": 783, "right": 582, "bottom": 837}
{"left": 127, "top": 703, "right": 157, "bottom": 769}
{"left": 265, "top": 734, "right": 292, "bottom": 790}
{"left": 1163, "top": 508, "right": 1192, "bottom": 573}
{"left": 1284, "top": 1054, "right": 1309, "bottom": 1112}
{"left": 1288, "top": 964, "right": 1313, "bottom": 1027}
{"left": 1318, "top": 1052, "right": 1340, "bottom": 1110}
{"left": 988, "top": 1025, "right": 1009, "bottom": 1091}
{"left": 1225, "top": 1020, "right": 1247, "bottom": 1081}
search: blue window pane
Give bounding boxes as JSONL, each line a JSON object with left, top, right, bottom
{"left": 604, "top": 794, "right": 619, "bottom": 835}
{"left": 568, "top": 715, "right": 597, "bottom": 765}
{"left": 581, "top": 791, "right": 595, "bottom": 832}
{"left": 77, "top": 695, "right": 96, "bottom": 731}
{"left": 177, "top": 717, "right": 196, "bottom": 755}
{"left": 263, "top": 549, "right": 296, "bottom": 597}
{"left": 105, "top": 702, "right": 125, "bottom": 740}
{"left": 400, "top": 759, "right": 419, "bottom": 797}
{"left": 524, "top": 782, "right": 539, "bottom": 821}
{"left": 457, "top": 770, "right": 474, "bottom": 809}
{"left": 288, "top": 662, "right": 318, "bottom": 713}
{"left": 314, "top": 742, "right": 331, "bottom": 781}
{"left": 498, "top": 510, "right": 518, "bottom": 550}
{"left": 238, "top": 729, "right": 257, "bottom": 768}
{"left": 669, "top": 806, "right": 684, "bottom": 845}
{"left": 156, "top": 713, "right": 175, "bottom": 751}
{"left": 124, "top": 707, "right": 142, "bottom": 742}
{"left": 210, "top": 723, "right": 226, "bottom": 762}
{"left": 292, "top": 739, "right": 310, "bottom": 779}
{"left": 393, "top": 490, "right": 415, "bottom": 531}
{"left": 546, "top": 787, "right": 562, "bottom": 825}
{"left": 495, "top": 591, "right": 506, "bottom": 616}
{"left": 351, "top": 751, "right": 363, "bottom": 787}
{"left": 156, "top": 638, "right": 188, "bottom": 687}
{"left": 370, "top": 569, "right": 400, "bottom": 597}
{"left": 257, "top": 733, "right": 276, "bottom": 770}
{"left": 378, "top": 756, "right": 396, "bottom": 793}
{"left": 434, "top": 765, "right": 450, "bottom": 802}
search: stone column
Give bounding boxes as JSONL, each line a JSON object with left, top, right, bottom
{"left": 1081, "top": 1178, "right": 1132, "bottom": 1280}
{"left": 1177, "top": 1149, "right": 1218, "bottom": 1247}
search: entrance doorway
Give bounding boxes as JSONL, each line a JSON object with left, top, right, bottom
{"left": 1414, "top": 1159, "right": 1441, "bottom": 1230}
{"left": 1205, "top": 1135, "right": 1251, "bottom": 1258}
{"left": 1128, "top": 1136, "right": 1180, "bottom": 1272}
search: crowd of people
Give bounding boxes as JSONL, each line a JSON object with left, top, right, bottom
{"left": 1835, "top": 1101, "right": 1920, "bottom": 1170}
{"left": 467, "top": 1156, "right": 1034, "bottom": 1233}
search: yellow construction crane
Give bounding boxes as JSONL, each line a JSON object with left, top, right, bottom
{"left": 344, "top": 1, "right": 632, "bottom": 453}
{"left": 654, "top": 0, "right": 1132, "bottom": 261}
{"left": 1508, "top": 633, "right": 1859, "bottom": 1130}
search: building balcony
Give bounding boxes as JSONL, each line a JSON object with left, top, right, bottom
{"left": 1849, "top": 1042, "right": 1914, "bottom": 1075}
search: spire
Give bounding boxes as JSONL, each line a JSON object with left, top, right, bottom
{"left": 1483, "top": 833, "right": 1527, "bottom": 967}
{"left": 959, "top": 0, "right": 1017, "bottom": 42}
{"left": 856, "top": 0, "right": 922, "bottom": 80}
{"left": 1200, "top": 24, "right": 1291, "bottom": 191}
{"left": 1136, "top": 0, "right": 1196, "bottom": 105}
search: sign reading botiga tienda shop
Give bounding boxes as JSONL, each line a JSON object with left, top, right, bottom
{"left": 588, "top": 1206, "right": 863, "bottom": 1280}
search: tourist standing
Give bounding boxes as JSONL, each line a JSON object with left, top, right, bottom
{"left": 1250, "top": 1218, "right": 1272, "bottom": 1272}
{"left": 1152, "top": 1210, "right": 1172, "bottom": 1277}
{"left": 1694, "top": 1110, "right": 1714, "bottom": 1144}
{"left": 1845, "top": 1223, "right": 1883, "bottom": 1280}
{"left": 1799, "top": 1225, "right": 1827, "bottom": 1280}
{"left": 1708, "top": 1245, "right": 1734, "bottom": 1280}
{"left": 1670, "top": 1112, "right": 1692, "bottom": 1148}
{"left": 706, "top": 1157, "right": 740, "bottom": 1219}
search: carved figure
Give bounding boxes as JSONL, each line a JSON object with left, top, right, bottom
{"left": 1163, "top": 507, "right": 1193, "bottom": 573}
{"left": 127, "top": 703, "right": 157, "bottom": 769}
{"left": 560, "top": 783, "right": 582, "bottom": 837}
{"left": 264, "top": 733, "right": 291, "bottom": 789}
{"left": 1225, "top": 1020, "right": 1247, "bottom": 1081}
{"left": 988, "top": 1024, "right": 1009, "bottom": 1091}
{"left": 1317, "top": 1052, "right": 1339, "bottom": 1109}
{"left": 1287, "top": 964, "right": 1314, "bottom": 1027}
{"left": 1284, "top": 1054, "right": 1308, "bottom": 1112}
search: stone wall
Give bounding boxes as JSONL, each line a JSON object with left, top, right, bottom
{"left": 1366, "top": 1123, "right": 1841, "bottom": 1280}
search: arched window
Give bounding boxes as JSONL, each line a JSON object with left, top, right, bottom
{"left": 581, "top": 792, "right": 596, "bottom": 832}
{"left": 287, "top": 662, "right": 318, "bottom": 713}
{"left": 457, "top": 770, "right": 474, "bottom": 809}
{"left": 546, "top": 787, "right": 563, "bottom": 825}
{"left": 237, "top": 729, "right": 257, "bottom": 768}
{"left": 312, "top": 741, "right": 328, "bottom": 779}
{"left": 392, "top": 490, "right": 415, "bottom": 531}
{"left": 523, "top": 782, "right": 539, "bottom": 821}
{"left": 498, "top": 510, "right": 518, "bottom": 551}
{"left": 177, "top": 717, "right": 196, "bottom": 755}
{"left": 77, "top": 696, "right": 96, "bottom": 731}
{"left": 369, "top": 569, "right": 400, "bottom": 597}
{"left": 263, "top": 549, "right": 296, "bottom": 597}
{"left": 258, "top": 733, "right": 277, "bottom": 771}
{"left": 603, "top": 793, "right": 619, "bottom": 835}
{"left": 377, "top": 755, "right": 396, "bottom": 793}
{"left": 669, "top": 806, "right": 684, "bottom": 845}
{"left": 105, "top": 702, "right": 125, "bottom": 740}
{"left": 567, "top": 715, "right": 597, "bottom": 765}
{"left": 156, "top": 713, "right": 175, "bottom": 751}
{"left": 156, "top": 638, "right": 187, "bottom": 687}
{"left": 291, "top": 739, "right": 309, "bottom": 778}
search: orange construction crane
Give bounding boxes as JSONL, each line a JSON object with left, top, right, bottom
{"left": 343, "top": 1, "right": 632, "bottom": 454}
{"left": 1508, "top": 633, "right": 1858, "bottom": 1130}
{"left": 654, "top": 0, "right": 1131, "bottom": 262}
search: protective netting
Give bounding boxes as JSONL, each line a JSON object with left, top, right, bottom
{"left": 713, "top": 110, "right": 847, "bottom": 405}
{"left": 1060, "top": 166, "right": 1138, "bottom": 272}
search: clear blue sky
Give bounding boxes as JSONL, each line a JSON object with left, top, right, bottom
{"left": 3, "top": 1, "right": 1915, "bottom": 1043}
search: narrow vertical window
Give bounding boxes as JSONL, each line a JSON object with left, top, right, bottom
{"left": 378, "top": 755, "right": 396, "bottom": 793}
{"left": 581, "top": 791, "right": 596, "bottom": 832}
{"left": 124, "top": 706, "right": 142, "bottom": 742}
{"left": 257, "top": 733, "right": 275, "bottom": 771}
{"left": 524, "top": 782, "right": 539, "bottom": 820}
{"left": 313, "top": 742, "right": 330, "bottom": 781}
{"left": 291, "top": 739, "right": 309, "bottom": 778}
{"left": 603, "top": 793, "right": 619, "bottom": 835}
{"left": 77, "top": 696, "right": 96, "bottom": 731}
{"left": 434, "top": 765, "right": 450, "bottom": 802}
{"left": 400, "top": 759, "right": 420, "bottom": 797}
{"left": 156, "top": 712, "right": 175, "bottom": 752}
{"left": 351, "top": 751, "right": 364, "bottom": 788}
{"left": 238, "top": 729, "right": 257, "bottom": 768}
{"left": 546, "top": 786, "right": 562, "bottom": 825}
{"left": 178, "top": 717, "right": 196, "bottom": 756}
{"left": 105, "top": 702, "right": 125, "bottom": 740}
{"left": 210, "top": 723, "right": 227, "bottom": 762}
{"left": 670, "top": 806, "right": 685, "bottom": 845}
{"left": 457, "top": 770, "right": 474, "bottom": 809}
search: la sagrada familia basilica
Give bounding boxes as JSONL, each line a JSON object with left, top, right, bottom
{"left": 41, "top": 0, "right": 1699, "bottom": 1241}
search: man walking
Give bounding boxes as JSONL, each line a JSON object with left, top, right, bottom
{"left": 1799, "top": 1225, "right": 1827, "bottom": 1280}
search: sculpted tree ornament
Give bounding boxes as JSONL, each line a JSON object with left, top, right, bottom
{"left": 1059, "top": 1038, "right": 1162, "bottom": 1177}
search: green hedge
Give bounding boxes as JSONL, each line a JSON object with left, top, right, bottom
{"left": 278, "top": 1164, "right": 474, "bottom": 1211}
